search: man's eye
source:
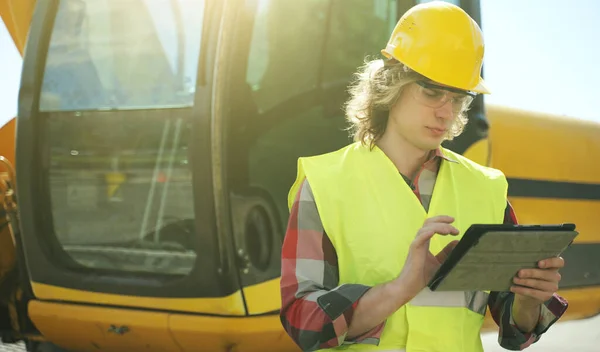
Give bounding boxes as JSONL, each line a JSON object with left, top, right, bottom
{"left": 424, "top": 89, "right": 441, "bottom": 97}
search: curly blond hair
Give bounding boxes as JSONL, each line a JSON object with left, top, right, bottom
{"left": 344, "top": 58, "right": 471, "bottom": 149}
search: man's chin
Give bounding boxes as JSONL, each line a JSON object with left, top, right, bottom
{"left": 415, "top": 139, "right": 443, "bottom": 152}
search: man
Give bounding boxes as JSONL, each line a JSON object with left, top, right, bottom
{"left": 279, "top": 2, "right": 567, "bottom": 352}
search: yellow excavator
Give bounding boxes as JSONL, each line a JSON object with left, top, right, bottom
{"left": 1, "top": 1, "right": 599, "bottom": 351}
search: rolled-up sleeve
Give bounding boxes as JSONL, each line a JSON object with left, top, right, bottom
{"left": 487, "top": 201, "right": 569, "bottom": 350}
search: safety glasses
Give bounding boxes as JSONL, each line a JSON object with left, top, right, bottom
{"left": 412, "top": 80, "right": 476, "bottom": 112}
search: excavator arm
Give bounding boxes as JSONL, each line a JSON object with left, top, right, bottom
{"left": 0, "top": 0, "right": 35, "bottom": 57}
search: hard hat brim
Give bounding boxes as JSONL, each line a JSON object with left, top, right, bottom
{"left": 471, "top": 78, "right": 490, "bottom": 95}
{"left": 380, "top": 48, "right": 491, "bottom": 95}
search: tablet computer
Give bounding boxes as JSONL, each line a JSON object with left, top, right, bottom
{"left": 428, "top": 223, "right": 578, "bottom": 292}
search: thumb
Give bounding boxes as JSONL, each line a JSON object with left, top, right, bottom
{"left": 435, "top": 240, "right": 459, "bottom": 263}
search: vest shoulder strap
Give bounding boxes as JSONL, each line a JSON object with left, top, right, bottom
{"left": 287, "top": 142, "right": 361, "bottom": 211}
{"left": 288, "top": 143, "right": 508, "bottom": 211}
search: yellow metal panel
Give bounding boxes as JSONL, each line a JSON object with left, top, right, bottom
{"left": 487, "top": 104, "right": 600, "bottom": 184}
{"left": 0, "top": 119, "right": 16, "bottom": 289}
{"left": 29, "top": 300, "right": 182, "bottom": 352}
{"left": 507, "top": 198, "right": 600, "bottom": 243}
{"left": 555, "top": 287, "right": 600, "bottom": 320}
{"left": 169, "top": 312, "right": 299, "bottom": 352}
{"left": 31, "top": 282, "right": 246, "bottom": 315}
{"left": 243, "top": 277, "right": 281, "bottom": 315}
{"left": 462, "top": 138, "right": 491, "bottom": 167}
{"left": 0, "top": 118, "right": 15, "bottom": 163}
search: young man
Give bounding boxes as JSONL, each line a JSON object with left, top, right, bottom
{"left": 279, "top": 2, "right": 568, "bottom": 352}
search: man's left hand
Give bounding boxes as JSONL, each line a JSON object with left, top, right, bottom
{"left": 511, "top": 256, "right": 564, "bottom": 305}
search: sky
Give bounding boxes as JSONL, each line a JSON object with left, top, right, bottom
{"left": 480, "top": 0, "right": 600, "bottom": 122}
{"left": 0, "top": 0, "right": 599, "bottom": 126}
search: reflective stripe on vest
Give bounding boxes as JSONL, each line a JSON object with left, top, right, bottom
{"left": 289, "top": 142, "right": 508, "bottom": 352}
{"left": 410, "top": 288, "right": 489, "bottom": 316}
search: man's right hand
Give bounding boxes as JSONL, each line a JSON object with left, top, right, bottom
{"left": 396, "top": 215, "right": 460, "bottom": 299}
{"left": 346, "top": 215, "right": 461, "bottom": 339}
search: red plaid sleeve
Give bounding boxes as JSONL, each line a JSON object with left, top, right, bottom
{"left": 487, "top": 200, "right": 569, "bottom": 350}
{"left": 279, "top": 178, "right": 384, "bottom": 350}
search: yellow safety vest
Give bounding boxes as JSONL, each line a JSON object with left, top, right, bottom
{"left": 288, "top": 142, "right": 507, "bottom": 352}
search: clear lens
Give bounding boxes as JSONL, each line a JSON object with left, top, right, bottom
{"left": 412, "top": 81, "right": 474, "bottom": 112}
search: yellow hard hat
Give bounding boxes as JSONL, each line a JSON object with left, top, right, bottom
{"left": 381, "top": 1, "right": 489, "bottom": 94}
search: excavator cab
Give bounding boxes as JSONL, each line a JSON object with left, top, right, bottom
{"left": 6, "top": 0, "right": 600, "bottom": 351}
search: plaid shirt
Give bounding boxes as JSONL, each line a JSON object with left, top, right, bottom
{"left": 280, "top": 148, "right": 568, "bottom": 351}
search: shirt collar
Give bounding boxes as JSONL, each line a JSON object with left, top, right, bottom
{"left": 432, "top": 147, "right": 459, "bottom": 163}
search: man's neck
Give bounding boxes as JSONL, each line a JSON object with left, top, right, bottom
{"left": 376, "top": 132, "right": 434, "bottom": 179}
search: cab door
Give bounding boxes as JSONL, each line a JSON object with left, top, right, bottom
{"left": 16, "top": 0, "right": 246, "bottom": 351}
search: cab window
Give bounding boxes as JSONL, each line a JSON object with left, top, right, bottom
{"left": 42, "top": 0, "right": 205, "bottom": 277}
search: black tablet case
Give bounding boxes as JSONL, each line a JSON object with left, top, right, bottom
{"left": 428, "top": 223, "right": 578, "bottom": 292}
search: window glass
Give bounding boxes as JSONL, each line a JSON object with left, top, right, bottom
{"left": 45, "top": 0, "right": 205, "bottom": 276}
{"left": 245, "top": 0, "right": 330, "bottom": 113}
{"left": 49, "top": 114, "right": 198, "bottom": 276}
{"left": 40, "top": 0, "right": 204, "bottom": 112}
{"left": 323, "top": 0, "right": 398, "bottom": 84}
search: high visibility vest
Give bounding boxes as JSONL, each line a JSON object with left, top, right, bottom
{"left": 288, "top": 142, "right": 507, "bottom": 352}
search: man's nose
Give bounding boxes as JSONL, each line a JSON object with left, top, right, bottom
{"left": 435, "top": 99, "right": 455, "bottom": 120}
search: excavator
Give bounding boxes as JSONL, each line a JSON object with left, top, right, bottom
{"left": 1, "top": 0, "right": 599, "bottom": 351}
